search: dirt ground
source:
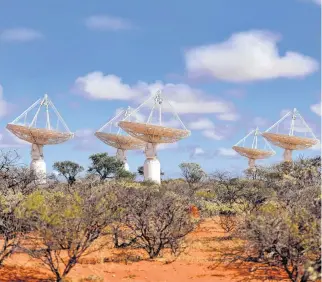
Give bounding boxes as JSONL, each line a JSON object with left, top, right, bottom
{"left": 0, "top": 219, "right": 287, "bottom": 282}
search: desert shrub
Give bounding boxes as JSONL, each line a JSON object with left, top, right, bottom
{"left": 115, "top": 186, "right": 198, "bottom": 258}
{"left": 232, "top": 156, "right": 321, "bottom": 282}
{"left": 18, "top": 185, "right": 114, "bottom": 282}
{"left": 114, "top": 169, "right": 136, "bottom": 181}
{"left": 237, "top": 199, "right": 320, "bottom": 282}
{"left": 0, "top": 150, "right": 37, "bottom": 266}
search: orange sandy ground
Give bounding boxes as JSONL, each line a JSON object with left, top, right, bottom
{"left": 0, "top": 219, "right": 287, "bottom": 282}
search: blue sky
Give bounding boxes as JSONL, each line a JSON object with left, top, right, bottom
{"left": 0, "top": 0, "right": 320, "bottom": 177}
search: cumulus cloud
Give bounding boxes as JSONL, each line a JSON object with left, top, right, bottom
{"left": 311, "top": 102, "right": 321, "bottom": 116}
{"left": 85, "top": 15, "right": 134, "bottom": 31}
{"left": 188, "top": 118, "right": 234, "bottom": 140}
{"left": 74, "top": 72, "right": 238, "bottom": 118}
{"left": 75, "top": 72, "right": 140, "bottom": 100}
{"left": 189, "top": 146, "right": 205, "bottom": 159}
{"left": 185, "top": 30, "right": 318, "bottom": 82}
{"left": 0, "top": 28, "right": 42, "bottom": 42}
{"left": 217, "top": 113, "right": 239, "bottom": 121}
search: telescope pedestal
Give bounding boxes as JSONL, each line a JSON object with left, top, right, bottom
{"left": 143, "top": 143, "right": 160, "bottom": 184}
{"left": 283, "top": 149, "right": 292, "bottom": 162}
{"left": 248, "top": 158, "right": 256, "bottom": 169}
{"left": 30, "top": 144, "right": 46, "bottom": 185}
{"left": 116, "top": 148, "right": 129, "bottom": 171}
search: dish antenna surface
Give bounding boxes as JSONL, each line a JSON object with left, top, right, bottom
{"left": 119, "top": 89, "right": 190, "bottom": 183}
{"left": 95, "top": 106, "right": 145, "bottom": 171}
{"left": 6, "top": 94, "right": 74, "bottom": 184}
{"left": 233, "top": 127, "right": 275, "bottom": 169}
{"left": 262, "top": 108, "right": 319, "bottom": 162}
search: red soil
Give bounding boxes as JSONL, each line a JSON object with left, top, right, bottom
{"left": 0, "top": 219, "right": 287, "bottom": 282}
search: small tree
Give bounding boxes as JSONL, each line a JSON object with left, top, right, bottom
{"left": 88, "top": 153, "right": 124, "bottom": 180}
{"left": 0, "top": 150, "right": 36, "bottom": 266}
{"left": 179, "top": 162, "right": 205, "bottom": 189}
{"left": 20, "top": 187, "right": 113, "bottom": 282}
{"left": 0, "top": 191, "right": 26, "bottom": 266}
{"left": 119, "top": 187, "right": 197, "bottom": 258}
{"left": 53, "top": 161, "right": 84, "bottom": 186}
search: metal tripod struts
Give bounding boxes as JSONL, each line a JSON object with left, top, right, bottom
{"left": 95, "top": 106, "right": 145, "bottom": 171}
{"left": 6, "top": 94, "right": 74, "bottom": 184}
{"left": 262, "top": 108, "right": 319, "bottom": 162}
{"left": 233, "top": 127, "right": 275, "bottom": 169}
{"left": 119, "top": 89, "right": 191, "bottom": 183}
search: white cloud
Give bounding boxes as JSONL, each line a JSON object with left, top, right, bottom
{"left": 189, "top": 146, "right": 205, "bottom": 159}
{"left": 185, "top": 30, "right": 318, "bottom": 82}
{"left": 311, "top": 102, "right": 321, "bottom": 116}
{"left": 188, "top": 118, "right": 232, "bottom": 140}
{"left": 194, "top": 147, "right": 205, "bottom": 155}
{"left": 85, "top": 15, "right": 134, "bottom": 31}
{"left": 0, "top": 28, "right": 42, "bottom": 42}
{"left": 217, "top": 147, "right": 238, "bottom": 157}
{"left": 74, "top": 72, "right": 238, "bottom": 117}
{"left": 0, "top": 85, "right": 8, "bottom": 118}
{"left": 217, "top": 112, "right": 239, "bottom": 121}
{"left": 189, "top": 118, "right": 214, "bottom": 130}
{"left": 75, "top": 72, "right": 140, "bottom": 100}
{"left": 202, "top": 130, "right": 223, "bottom": 140}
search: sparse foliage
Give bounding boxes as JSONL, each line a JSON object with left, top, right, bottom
{"left": 88, "top": 153, "right": 124, "bottom": 180}
{"left": 179, "top": 162, "right": 205, "bottom": 190}
{"left": 53, "top": 160, "right": 84, "bottom": 186}
{"left": 115, "top": 187, "right": 197, "bottom": 258}
{"left": 19, "top": 186, "right": 114, "bottom": 282}
{"left": 0, "top": 150, "right": 36, "bottom": 267}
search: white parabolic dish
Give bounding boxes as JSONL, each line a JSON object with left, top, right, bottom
{"left": 118, "top": 121, "right": 191, "bottom": 144}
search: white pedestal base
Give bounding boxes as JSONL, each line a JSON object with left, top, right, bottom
{"left": 116, "top": 148, "right": 129, "bottom": 171}
{"left": 30, "top": 144, "right": 46, "bottom": 185}
{"left": 144, "top": 158, "right": 161, "bottom": 184}
{"left": 283, "top": 149, "right": 293, "bottom": 162}
{"left": 123, "top": 162, "right": 130, "bottom": 171}
{"left": 143, "top": 143, "right": 161, "bottom": 184}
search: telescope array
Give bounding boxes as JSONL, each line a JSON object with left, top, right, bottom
{"left": 4, "top": 92, "right": 319, "bottom": 183}
{"left": 233, "top": 108, "right": 319, "bottom": 168}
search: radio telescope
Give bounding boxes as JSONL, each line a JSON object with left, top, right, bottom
{"left": 233, "top": 127, "right": 275, "bottom": 169}
{"left": 6, "top": 94, "right": 74, "bottom": 184}
{"left": 262, "top": 108, "right": 319, "bottom": 162}
{"left": 119, "top": 90, "right": 191, "bottom": 184}
{"left": 95, "top": 107, "right": 145, "bottom": 171}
